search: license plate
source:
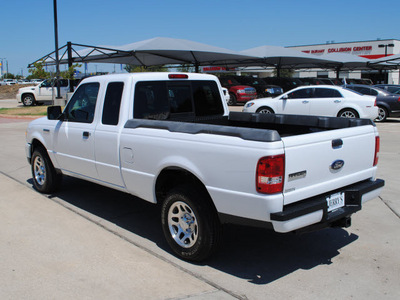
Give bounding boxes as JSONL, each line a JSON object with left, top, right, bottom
{"left": 326, "top": 192, "right": 345, "bottom": 212}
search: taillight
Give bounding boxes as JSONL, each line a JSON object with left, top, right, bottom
{"left": 168, "top": 74, "right": 188, "bottom": 79}
{"left": 374, "top": 97, "right": 377, "bottom": 107}
{"left": 373, "top": 136, "right": 380, "bottom": 166}
{"left": 256, "top": 154, "right": 285, "bottom": 194}
{"left": 397, "top": 96, "right": 400, "bottom": 103}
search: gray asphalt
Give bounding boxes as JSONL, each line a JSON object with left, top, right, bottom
{"left": 0, "top": 100, "right": 399, "bottom": 299}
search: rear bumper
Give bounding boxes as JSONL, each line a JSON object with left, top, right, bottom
{"left": 270, "top": 179, "right": 385, "bottom": 233}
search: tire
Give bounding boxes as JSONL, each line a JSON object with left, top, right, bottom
{"left": 256, "top": 107, "right": 274, "bottom": 114}
{"left": 338, "top": 109, "right": 359, "bottom": 119}
{"left": 22, "top": 94, "right": 36, "bottom": 106}
{"left": 375, "top": 106, "right": 388, "bottom": 122}
{"left": 161, "top": 185, "right": 221, "bottom": 261}
{"left": 31, "top": 147, "right": 61, "bottom": 193}
{"left": 228, "top": 93, "right": 237, "bottom": 106}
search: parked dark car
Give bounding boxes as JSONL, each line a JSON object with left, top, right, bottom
{"left": 233, "top": 76, "right": 283, "bottom": 98}
{"left": 374, "top": 84, "right": 400, "bottom": 94}
{"left": 343, "top": 78, "right": 373, "bottom": 85}
{"left": 261, "top": 77, "right": 304, "bottom": 92}
{"left": 345, "top": 84, "right": 400, "bottom": 122}
{"left": 299, "top": 77, "right": 334, "bottom": 85}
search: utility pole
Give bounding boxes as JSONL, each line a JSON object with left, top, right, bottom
{"left": 53, "top": 0, "right": 61, "bottom": 99}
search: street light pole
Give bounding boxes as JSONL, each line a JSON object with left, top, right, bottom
{"left": 53, "top": 0, "right": 61, "bottom": 99}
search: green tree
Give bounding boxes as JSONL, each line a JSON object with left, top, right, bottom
{"left": 60, "top": 63, "right": 82, "bottom": 79}
{"left": 273, "top": 68, "right": 294, "bottom": 77}
{"left": 125, "top": 64, "right": 167, "bottom": 73}
{"left": 2, "top": 73, "right": 15, "bottom": 79}
{"left": 176, "top": 64, "right": 195, "bottom": 72}
{"left": 28, "top": 61, "right": 49, "bottom": 79}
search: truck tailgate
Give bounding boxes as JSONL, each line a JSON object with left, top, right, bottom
{"left": 282, "top": 125, "right": 378, "bottom": 206}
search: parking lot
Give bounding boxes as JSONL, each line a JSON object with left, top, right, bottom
{"left": 0, "top": 108, "right": 399, "bottom": 299}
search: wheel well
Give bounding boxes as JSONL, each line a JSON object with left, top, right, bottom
{"left": 30, "top": 139, "right": 46, "bottom": 156}
{"left": 338, "top": 108, "right": 359, "bottom": 118}
{"left": 155, "top": 168, "right": 217, "bottom": 211}
{"left": 22, "top": 93, "right": 35, "bottom": 100}
{"left": 257, "top": 106, "right": 274, "bottom": 113}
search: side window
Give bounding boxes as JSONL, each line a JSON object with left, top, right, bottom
{"left": 102, "top": 82, "right": 124, "bottom": 125}
{"left": 368, "top": 89, "right": 378, "bottom": 96}
{"left": 314, "top": 88, "right": 343, "bottom": 98}
{"left": 287, "top": 88, "right": 313, "bottom": 99}
{"left": 64, "top": 82, "right": 99, "bottom": 123}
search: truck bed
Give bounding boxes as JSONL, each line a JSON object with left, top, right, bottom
{"left": 124, "top": 111, "right": 374, "bottom": 141}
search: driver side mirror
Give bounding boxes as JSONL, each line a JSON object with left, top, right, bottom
{"left": 47, "top": 106, "right": 63, "bottom": 120}
{"left": 280, "top": 94, "right": 288, "bottom": 100}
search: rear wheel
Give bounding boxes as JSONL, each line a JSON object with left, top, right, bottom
{"left": 31, "top": 148, "right": 61, "bottom": 193}
{"left": 338, "top": 109, "right": 359, "bottom": 119}
{"left": 22, "top": 94, "right": 36, "bottom": 106}
{"left": 375, "top": 106, "right": 388, "bottom": 122}
{"left": 256, "top": 107, "right": 274, "bottom": 114}
{"left": 161, "top": 185, "right": 221, "bottom": 261}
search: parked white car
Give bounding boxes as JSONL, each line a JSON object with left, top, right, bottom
{"left": 243, "top": 85, "right": 378, "bottom": 120}
{"left": 222, "top": 87, "right": 230, "bottom": 104}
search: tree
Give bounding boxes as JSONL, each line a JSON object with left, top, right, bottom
{"left": 273, "top": 68, "right": 294, "bottom": 77}
{"left": 2, "top": 73, "right": 15, "bottom": 79}
{"left": 28, "top": 61, "right": 49, "bottom": 79}
{"left": 176, "top": 64, "right": 195, "bottom": 72}
{"left": 60, "top": 63, "right": 82, "bottom": 79}
{"left": 125, "top": 64, "right": 167, "bottom": 73}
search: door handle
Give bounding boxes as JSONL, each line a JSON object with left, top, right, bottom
{"left": 83, "top": 131, "right": 90, "bottom": 138}
{"left": 334, "top": 100, "right": 341, "bottom": 103}
{"left": 302, "top": 100, "right": 309, "bottom": 104}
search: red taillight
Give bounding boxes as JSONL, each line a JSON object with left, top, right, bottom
{"left": 373, "top": 136, "right": 380, "bottom": 166}
{"left": 256, "top": 154, "right": 285, "bottom": 194}
{"left": 397, "top": 96, "right": 400, "bottom": 103}
{"left": 374, "top": 97, "right": 377, "bottom": 107}
{"left": 168, "top": 74, "right": 188, "bottom": 79}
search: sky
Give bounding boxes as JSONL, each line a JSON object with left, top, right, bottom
{"left": 2, "top": 0, "right": 400, "bottom": 77}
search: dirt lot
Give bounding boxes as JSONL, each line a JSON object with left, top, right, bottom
{"left": 0, "top": 84, "right": 35, "bottom": 99}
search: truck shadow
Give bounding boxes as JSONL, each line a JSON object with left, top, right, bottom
{"left": 41, "top": 175, "right": 358, "bottom": 285}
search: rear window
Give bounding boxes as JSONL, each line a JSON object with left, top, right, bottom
{"left": 133, "top": 80, "right": 224, "bottom": 119}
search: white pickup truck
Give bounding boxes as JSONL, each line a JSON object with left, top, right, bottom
{"left": 17, "top": 79, "right": 76, "bottom": 106}
{"left": 25, "top": 72, "right": 384, "bottom": 261}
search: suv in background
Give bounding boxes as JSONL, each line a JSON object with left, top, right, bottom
{"left": 261, "top": 77, "right": 304, "bottom": 92}
{"left": 218, "top": 76, "right": 257, "bottom": 105}
{"left": 233, "top": 76, "right": 283, "bottom": 98}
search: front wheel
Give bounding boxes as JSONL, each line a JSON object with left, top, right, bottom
{"left": 22, "top": 94, "right": 36, "bottom": 106}
{"left": 338, "top": 109, "right": 359, "bottom": 119}
{"left": 375, "top": 106, "right": 388, "bottom": 122}
{"left": 161, "top": 185, "right": 221, "bottom": 261}
{"left": 228, "top": 93, "right": 237, "bottom": 106}
{"left": 31, "top": 148, "right": 61, "bottom": 193}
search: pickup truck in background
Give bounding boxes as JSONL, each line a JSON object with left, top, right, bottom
{"left": 25, "top": 72, "right": 384, "bottom": 261}
{"left": 17, "top": 79, "right": 78, "bottom": 106}
{"left": 218, "top": 76, "right": 257, "bottom": 105}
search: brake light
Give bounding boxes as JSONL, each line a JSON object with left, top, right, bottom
{"left": 168, "top": 74, "right": 188, "bottom": 79}
{"left": 397, "top": 96, "right": 400, "bottom": 103}
{"left": 256, "top": 154, "right": 285, "bottom": 194}
{"left": 373, "top": 136, "right": 380, "bottom": 166}
{"left": 374, "top": 97, "right": 377, "bottom": 107}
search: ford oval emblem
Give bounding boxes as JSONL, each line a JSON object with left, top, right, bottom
{"left": 330, "top": 160, "right": 345, "bottom": 171}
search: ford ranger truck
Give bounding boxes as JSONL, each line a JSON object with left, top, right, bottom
{"left": 25, "top": 72, "right": 384, "bottom": 261}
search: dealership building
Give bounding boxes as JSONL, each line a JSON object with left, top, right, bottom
{"left": 288, "top": 39, "right": 400, "bottom": 84}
